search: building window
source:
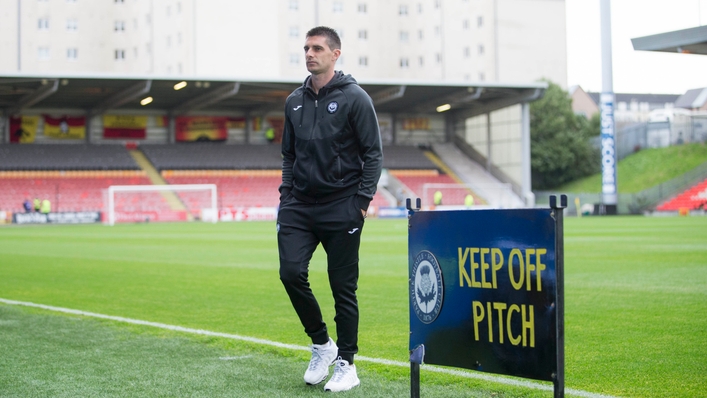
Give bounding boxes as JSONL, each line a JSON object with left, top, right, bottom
{"left": 418, "top": 29, "right": 424, "bottom": 40}
{"left": 146, "top": 43, "right": 151, "bottom": 54}
{"left": 333, "top": 1, "right": 343, "bottom": 12}
{"left": 133, "top": 47, "right": 138, "bottom": 57}
{"left": 400, "top": 58, "right": 409, "bottom": 68}
{"left": 66, "top": 48, "right": 78, "bottom": 60}
{"left": 289, "top": 53, "right": 299, "bottom": 65}
{"left": 464, "top": 47, "right": 470, "bottom": 58}
{"left": 463, "top": 19, "right": 469, "bottom": 29}
{"left": 38, "top": 47, "right": 50, "bottom": 60}
{"left": 114, "top": 0, "right": 124, "bottom": 3}
{"left": 399, "top": 5, "right": 408, "bottom": 15}
{"left": 399, "top": 31, "right": 409, "bottom": 42}
{"left": 177, "top": 32, "right": 182, "bottom": 45}
{"left": 436, "top": 53, "right": 442, "bottom": 64}
{"left": 358, "top": 3, "right": 366, "bottom": 13}
{"left": 166, "top": 6, "right": 171, "bottom": 16}
{"left": 478, "top": 44, "right": 485, "bottom": 55}
{"left": 435, "top": 0, "right": 440, "bottom": 8}
{"left": 419, "top": 56, "right": 424, "bottom": 66}
{"left": 479, "top": 72, "right": 485, "bottom": 81}
{"left": 434, "top": 26, "right": 440, "bottom": 36}
{"left": 289, "top": 0, "right": 298, "bottom": 11}
{"left": 166, "top": 36, "right": 172, "bottom": 48}
{"left": 115, "top": 49, "right": 126, "bottom": 60}
{"left": 114, "top": 20, "right": 125, "bottom": 32}
{"left": 66, "top": 0, "right": 77, "bottom": 3}
{"left": 477, "top": 16, "right": 484, "bottom": 27}
{"left": 359, "top": 56, "right": 368, "bottom": 67}
{"left": 358, "top": 30, "right": 367, "bottom": 40}
{"left": 417, "top": 3, "right": 422, "bottom": 13}
{"left": 177, "top": 2, "right": 181, "bottom": 13}
{"left": 289, "top": 26, "right": 299, "bottom": 38}
{"left": 38, "top": 18, "right": 49, "bottom": 30}
{"left": 66, "top": 19, "right": 78, "bottom": 31}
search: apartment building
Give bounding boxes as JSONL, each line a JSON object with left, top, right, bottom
{"left": 0, "top": 0, "right": 567, "bottom": 86}
{"left": 0, "top": 0, "right": 195, "bottom": 75}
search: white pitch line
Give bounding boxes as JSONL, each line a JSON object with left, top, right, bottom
{"left": 0, "top": 298, "right": 616, "bottom": 398}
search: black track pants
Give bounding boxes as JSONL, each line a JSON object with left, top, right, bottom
{"left": 277, "top": 194, "right": 365, "bottom": 363}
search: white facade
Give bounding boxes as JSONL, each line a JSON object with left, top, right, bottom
{"left": 0, "top": 0, "right": 567, "bottom": 87}
{"left": 0, "top": 0, "right": 196, "bottom": 75}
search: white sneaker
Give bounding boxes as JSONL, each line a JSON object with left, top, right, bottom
{"left": 304, "top": 338, "right": 338, "bottom": 385}
{"left": 323, "top": 358, "right": 360, "bottom": 392}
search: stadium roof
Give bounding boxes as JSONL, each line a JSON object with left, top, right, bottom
{"left": 0, "top": 72, "right": 546, "bottom": 118}
{"left": 631, "top": 25, "right": 707, "bottom": 55}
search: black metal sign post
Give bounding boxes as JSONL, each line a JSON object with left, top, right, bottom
{"left": 407, "top": 195, "right": 567, "bottom": 398}
{"left": 407, "top": 198, "right": 422, "bottom": 398}
{"left": 550, "top": 194, "right": 567, "bottom": 398}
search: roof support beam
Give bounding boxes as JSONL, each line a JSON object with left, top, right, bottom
{"left": 406, "top": 87, "right": 482, "bottom": 114}
{"left": 171, "top": 82, "right": 240, "bottom": 115}
{"left": 450, "top": 88, "right": 544, "bottom": 120}
{"left": 91, "top": 80, "right": 152, "bottom": 115}
{"left": 371, "top": 85, "right": 406, "bottom": 105}
{"left": 632, "top": 25, "right": 707, "bottom": 55}
{"left": 8, "top": 79, "right": 59, "bottom": 115}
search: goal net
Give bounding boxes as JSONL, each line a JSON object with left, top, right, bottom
{"left": 105, "top": 184, "right": 218, "bottom": 225}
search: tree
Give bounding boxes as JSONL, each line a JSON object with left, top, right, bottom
{"left": 530, "top": 81, "right": 600, "bottom": 190}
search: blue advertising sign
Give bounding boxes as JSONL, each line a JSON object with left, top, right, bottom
{"left": 409, "top": 208, "right": 558, "bottom": 381}
{"left": 600, "top": 92, "right": 618, "bottom": 205}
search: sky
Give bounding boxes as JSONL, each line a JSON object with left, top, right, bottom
{"left": 565, "top": 0, "right": 707, "bottom": 94}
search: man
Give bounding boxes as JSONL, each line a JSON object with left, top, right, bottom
{"left": 40, "top": 198, "right": 51, "bottom": 214}
{"left": 277, "top": 26, "right": 383, "bottom": 392}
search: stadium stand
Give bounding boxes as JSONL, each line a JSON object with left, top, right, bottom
{"left": 656, "top": 177, "right": 707, "bottom": 211}
{"left": 0, "top": 143, "right": 444, "bottom": 218}
{"left": 391, "top": 170, "right": 472, "bottom": 206}
{"left": 381, "top": 146, "right": 438, "bottom": 170}
{"left": 162, "top": 170, "right": 281, "bottom": 210}
{"left": 0, "top": 144, "right": 139, "bottom": 170}
{"left": 0, "top": 171, "right": 153, "bottom": 213}
{"left": 140, "top": 144, "right": 282, "bottom": 170}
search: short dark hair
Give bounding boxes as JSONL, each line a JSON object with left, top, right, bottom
{"left": 306, "top": 26, "right": 341, "bottom": 51}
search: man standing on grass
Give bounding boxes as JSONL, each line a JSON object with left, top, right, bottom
{"left": 277, "top": 26, "right": 383, "bottom": 392}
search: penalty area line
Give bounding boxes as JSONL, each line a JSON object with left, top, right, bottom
{"left": 0, "top": 298, "right": 615, "bottom": 398}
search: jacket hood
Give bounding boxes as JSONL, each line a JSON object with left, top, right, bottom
{"left": 302, "top": 71, "right": 357, "bottom": 92}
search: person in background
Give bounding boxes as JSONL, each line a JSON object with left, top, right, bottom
{"left": 265, "top": 126, "right": 275, "bottom": 143}
{"left": 465, "top": 194, "right": 474, "bottom": 208}
{"left": 433, "top": 190, "right": 443, "bottom": 206}
{"left": 40, "top": 199, "right": 51, "bottom": 214}
{"left": 23, "top": 199, "right": 32, "bottom": 213}
{"left": 33, "top": 197, "right": 41, "bottom": 213}
{"left": 277, "top": 26, "right": 383, "bottom": 393}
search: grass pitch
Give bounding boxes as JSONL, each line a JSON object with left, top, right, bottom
{"left": 1, "top": 216, "right": 706, "bottom": 397}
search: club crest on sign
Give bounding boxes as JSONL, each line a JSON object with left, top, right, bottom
{"left": 411, "top": 250, "right": 443, "bottom": 324}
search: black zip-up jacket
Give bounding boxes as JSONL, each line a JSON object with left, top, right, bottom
{"left": 280, "top": 71, "right": 383, "bottom": 211}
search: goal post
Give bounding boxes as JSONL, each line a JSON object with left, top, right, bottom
{"left": 105, "top": 184, "right": 218, "bottom": 226}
